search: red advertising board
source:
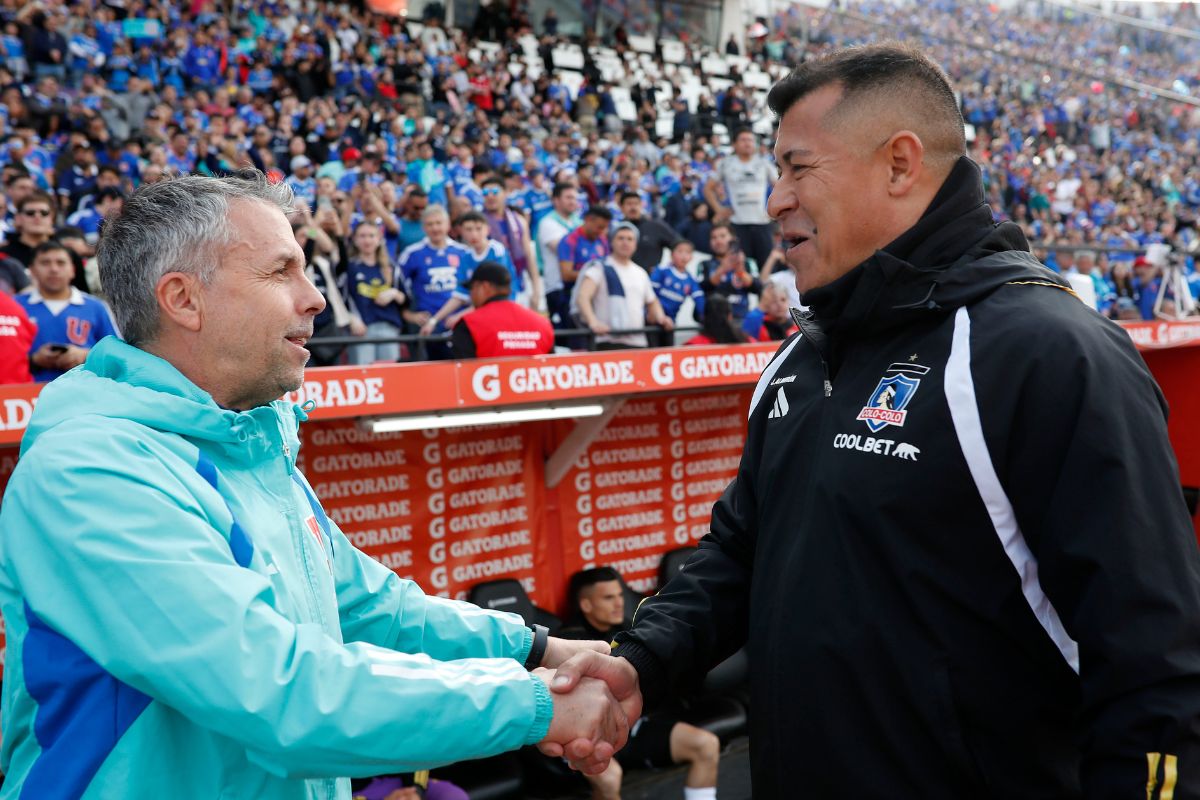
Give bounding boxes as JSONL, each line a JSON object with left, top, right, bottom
{"left": 555, "top": 390, "right": 751, "bottom": 594}
{"left": 297, "top": 419, "right": 555, "bottom": 607}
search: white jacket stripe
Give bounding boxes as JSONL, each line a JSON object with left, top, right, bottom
{"left": 944, "top": 307, "right": 1080, "bottom": 673}
{"left": 749, "top": 335, "right": 803, "bottom": 419}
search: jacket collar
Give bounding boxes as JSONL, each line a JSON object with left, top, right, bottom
{"left": 801, "top": 156, "right": 1058, "bottom": 338}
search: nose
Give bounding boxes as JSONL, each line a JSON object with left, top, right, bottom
{"left": 766, "top": 180, "right": 793, "bottom": 221}
{"left": 299, "top": 269, "right": 327, "bottom": 317}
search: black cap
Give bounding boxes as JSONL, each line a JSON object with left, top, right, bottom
{"left": 462, "top": 260, "right": 512, "bottom": 289}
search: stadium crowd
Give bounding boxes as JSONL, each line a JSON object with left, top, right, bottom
{"left": 0, "top": 0, "right": 1195, "bottom": 383}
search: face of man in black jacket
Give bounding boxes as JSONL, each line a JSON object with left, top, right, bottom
{"left": 767, "top": 83, "right": 961, "bottom": 295}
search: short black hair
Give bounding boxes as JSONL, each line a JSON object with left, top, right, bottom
{"left": 407, "top": 186, "right": 428, "bottom": 199}
{"left": 456, "top": 210, "right": 487, "bottom": 226}
{"left": 482, "top": 175, "right": 505, "bottom": 189}
{"left": 618, "top": 190, "right": 642, "bottom": 206}
{"left": 551, "top": 181, "right": 576, "bottom": 199}
{"left": 584, "top": 205, "right": 613, "bottom": 221}
{"left": 567, "top": 566, "right": 623, "bottom": 611}
{"left": 471, "top": 163, "right": 492, "bottom": 179}
{"left": 32, "top": 239, "right": 71, "bottom": 260}
{"left": 766, "top": 41, "right": 965, "bottom": 161}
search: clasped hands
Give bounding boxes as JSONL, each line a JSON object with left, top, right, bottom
{"left": 533, "top": 638, "right": 643, "bottom": 775}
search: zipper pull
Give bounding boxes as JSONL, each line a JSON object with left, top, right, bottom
{"left": 823, "top": 379, "right": 833, "bottom": 398}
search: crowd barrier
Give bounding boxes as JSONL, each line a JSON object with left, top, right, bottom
{"left": 0, "top": 320, "right": 1196, "bottom": 671}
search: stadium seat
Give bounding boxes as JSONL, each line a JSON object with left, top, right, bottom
{"left": 627, "top": 34, "right": 656, "bottom": 53}
{"left": 744, "top": 70, "right": 772, "bottom": 90}
{"left": 661, "top": 39, "right": 686, "bottom": 64}
{"left": 468, "top": 579, "right": 562, "bottom": 634}
{"left": 659, "top": 546, "right": 697, "bottom": 585}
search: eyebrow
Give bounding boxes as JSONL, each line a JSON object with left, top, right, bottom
{"left": 778, "top": 148, "right": 813, "bottom": 162}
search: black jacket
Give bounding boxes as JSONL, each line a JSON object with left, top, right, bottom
{"left": 614, "top": 158, "right": 1200, "bottom": 799}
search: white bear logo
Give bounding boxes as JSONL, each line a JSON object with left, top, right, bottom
{"left": 894, "top": 443, "right": 921, "bottom": 461}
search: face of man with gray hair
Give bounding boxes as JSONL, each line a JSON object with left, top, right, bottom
{"left": 99, "top": 175, "right": 327, "bottom": 411}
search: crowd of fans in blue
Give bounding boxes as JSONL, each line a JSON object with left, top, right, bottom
{"left": 0, "top": 0, "right": 1196, "bottom": 384}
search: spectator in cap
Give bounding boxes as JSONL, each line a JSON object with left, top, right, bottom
{"left": 66, "top": 186, "right": 125, "bottom": 254}
{"left": 575, "top": 222, "right": 673, "bottom": 350}
{"left": 450, "top": 260, "right": 554, "bottom": 359}
{"left": 285, "top": 156, "right": 317, "bottom": 210}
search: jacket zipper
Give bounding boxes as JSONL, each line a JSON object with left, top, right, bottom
{"left": 792, "top": 308, "right": 832, "bottom": 397}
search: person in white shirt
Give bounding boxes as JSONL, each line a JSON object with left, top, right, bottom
{"left": 706, "top": 128, "right": 776, "bottom": 269}
{"left": 575, "top": 223, "right": 673, "bottom": 350}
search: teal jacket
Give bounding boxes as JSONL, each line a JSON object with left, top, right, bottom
{"left": 0, "top": 337, "right": 553, "bottom": 799}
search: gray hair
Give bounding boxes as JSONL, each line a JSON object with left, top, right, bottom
{"left": 98, "top": 171, "right": 295, "bottom": 346}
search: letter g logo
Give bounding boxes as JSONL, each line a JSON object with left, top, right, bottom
{"left": 472, "top": 364, "right": 501, "bottom": 402}
{"left": 651, "top": 354, "right": 674, "bottom": 386}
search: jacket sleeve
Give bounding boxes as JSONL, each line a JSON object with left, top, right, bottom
{"left": 613, "top": 362, "right": 769, "bottom": 707}
{"left": 973, "top": 299, "right": 1200, "bottom": 798}
{"left": 2, "top": 425, "right": 552, "bottom": 778}
{"left": 313, "top": 473, "right": 534, "bottom": 664}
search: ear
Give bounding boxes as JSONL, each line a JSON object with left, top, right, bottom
{"left": 579, "top": 596, "right": 594, "bottom": 615}
{"left": 883, "top": 130, "right": 925, "bottom": 197}
{"left": 155, "top": 271, "right": 205, "bottom": 334}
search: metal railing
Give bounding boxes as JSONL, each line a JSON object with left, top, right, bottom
{"left": 308, "top": 324, "right": 708, "bottom": 362}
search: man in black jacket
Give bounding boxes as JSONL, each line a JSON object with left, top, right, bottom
{"left": 549, "top": 42, "right": 1200, "bottom": 798}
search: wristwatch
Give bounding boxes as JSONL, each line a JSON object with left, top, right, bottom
{"left": 524, "top": 623, "right": 549, "bottom": 670}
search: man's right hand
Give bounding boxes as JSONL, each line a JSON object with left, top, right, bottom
{"left": 533, "top": 668, "right": 630, "bottom": 775}
{"left": 536, "top": 652, "right": 643, "bottom": 772}
{"left": 588, "top": 320, "right": 611, "bottom": 335}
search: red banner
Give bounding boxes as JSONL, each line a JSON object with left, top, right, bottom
{"left": 297, "top": 419, "right": 555, "bottom": 606}
{"left": 1122, "top": 319, "right": 1200, "bottom": 349}
{"left": 555, "top": 390, "right": 752, "bottom": 594}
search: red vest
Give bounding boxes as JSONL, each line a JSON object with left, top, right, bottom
{"left": 462, "top": 300, "right": 554, "bottom": 358}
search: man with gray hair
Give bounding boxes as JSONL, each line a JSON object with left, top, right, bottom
{"left": 0, "top": 171, "right": 638, "bottom": 797}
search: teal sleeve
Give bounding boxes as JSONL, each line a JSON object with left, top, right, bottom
{"left": 305, "top": 469, "right": 532, "bottom": 663}
{"left": 1, "top": 427, "right": 545, "bottom": 777}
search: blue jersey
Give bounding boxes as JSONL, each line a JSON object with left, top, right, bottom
{"left": 458, "top": 183, "right": 484, "bottom": 211}
{"left": 284, "top": 175, "right": 317, "bottom": 209}
{"left": 399, "top": 238, "right": 471, "bottom": 319}
{"left": 345, "top": 260, "right": 405, "bottom": 328}
{"left": 453, "top": 240, "right": 517, "bottom": 303}
{"left": 556, "top": 229, "right": 609, "bottom": 285}
{"left": 17, "top": 288, "right": 119, "bottom": 382}
{"left": 515, "top": 188, "right": 554, "bottom": 233}
{"left": 447, "top": 161, "right": 473, "bottom": 194}
{"left": 66, "top": 207, "right": 105, "bottom": 244}
{"left": 650, "top": 265, "right": 705, "bottom": 322}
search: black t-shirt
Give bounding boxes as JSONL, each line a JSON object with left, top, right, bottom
{"left": 1, "top": 238, "right": 37, "bottom": 269}
{"left": 631, "top": 217, "right": 680, "bottom": 272}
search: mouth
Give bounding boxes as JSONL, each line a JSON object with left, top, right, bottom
{"left": 782, "top": 232, "right": 811, "bottom": 255}
{"left": 284, "top": 333, "right": 312, "bottom": 351}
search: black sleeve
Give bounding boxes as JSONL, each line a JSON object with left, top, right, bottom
{"left": 449, "top": 320, "right": 476, "bottom": 360}
{"left": 973, "top": 289, "right": 1200, "bottom": 799}
{"left": 612, "top": 342, "right": 789, "bottom": 707}
{"left": 699, "top": 259, "right": 719, "bottom": 291}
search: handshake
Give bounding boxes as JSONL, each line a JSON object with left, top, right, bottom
{"left": 533, "top": 640, "right": 644, "bottom": 775}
